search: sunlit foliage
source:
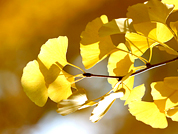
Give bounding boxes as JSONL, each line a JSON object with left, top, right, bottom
{"left": 21, "top": 0, "right": 178, "bottom": 128}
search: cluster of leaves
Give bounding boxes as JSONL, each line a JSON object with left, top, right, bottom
{"left": 21, "top": 0, "right": 178, "bottom": 128}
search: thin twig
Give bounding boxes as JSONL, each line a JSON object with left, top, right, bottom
{"left": 83, "top": 56, "right": 178, "bottom": 79}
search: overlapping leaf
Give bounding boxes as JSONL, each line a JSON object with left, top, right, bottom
{"left": 127, "top": 0, "right": 174, "bottom": 24}
{"left": 151, "top": 77, "right": 178, "bottom": 110}
{"left": 21, "top": 36, "right": 83, "bottom": 106}
{"left": 90, "top": 91, "right": 124, "bottom": 123}
{"left": 57, "top": 88, "right": 96, "bottom": 115}
{"left": 107, "top": 43, "right": 135, "bottom": 86}
{"left": 98, "top": 18, "right": 135, "bottom": 37}
{"left": 80, "top": 15, "right": 117, "bottom": 69}
{"left": 21, "top": 60, "right": 48, "bottom": 107}
{"left": 125, "top": 84, "right": 146, "bottom": 105}
{"left": 162, "top": 0, "right": 178, "bottom": 11}
{"left": 129, "top": 101, "right": 168, "bottom": 128}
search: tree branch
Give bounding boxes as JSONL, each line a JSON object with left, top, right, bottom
{"left": 83, "top": 56, "right": 178, "bottom": 80}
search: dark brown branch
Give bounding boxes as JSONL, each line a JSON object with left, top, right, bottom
{"left": 83, "top": 56, "right": 178, "bottom": 80}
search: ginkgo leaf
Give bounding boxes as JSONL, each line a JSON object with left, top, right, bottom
{"left": 151, "top": 81, "right": 178, "bottom": 110}
{"left": 107, "top": 43, "right": 134, "bottom": 86}
{"left": 90, "top": 91, "right": 124, "bottom": 123}
{"left": 21, "top": 60, "right": 48, "bottom": 107}
{"left": 170, "top": 21, "right": 178, "bottom": 37}
{"left": 129, "top": 101, "right": 168, "bottom": 128}
{"left": 99, "top": 18, "right": 135, "bottom": 37}
{"left": 167, "top": 107, "right": 178, "bottom": 121}
{"left": 56, "top": 88, "right": 95, "bottom": 116}
{"left": 48, "top": 70, "right": 73, "bottom": 103}
{"left": 127, "top": 0, "right": 174, "bottom": 24}
{"left": 164, "top": 76, "right": 178, "bottom": 90}
{"left": 80, "top": 15, "right": 117, "bottom": 69}
{"left": 157, "top": 45, "right": 178, "bottom": 55}
{"left": 162, "top": 0, "right": 178, "bottom": 11}
{"left": 155, "top": 22, "right": 173, "bottom": 42}
{"left": 38, "top": 36, "right": 69, "bottom": 69}
{"left": 125, "top": 84, "right": 146, "bottom": 105}
{"left": 125, "top": 33, "right": 155, "bottom": 56}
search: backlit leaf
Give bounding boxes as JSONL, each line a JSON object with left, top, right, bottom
{"left": 48, "top": 70, "right": 73, "bottom": 102}
{"left": 129, "top": 101, "right": 168, "bottom": 128}
{"left": 107, "top": 43, "right": 134, "bottom": 86}
{"left": 99, "top": 18, "right": 135, "bottom": 37}
{"left": 38, "top": 36, "right": 69, "bottom": 69}
{"left": 167, "top": 107, "right": 178, "bottom": 121}
{"left": 157, "top": 45, "right": 178, "bottom": 55}
{"left": 57, "top": 88, "right": 90, "bottom": 116}
{"left": 151, "top": 80, "right": 178, "bottom": 110}
{"left": 125, "top": 84, "right": 146, "bottom": 105}
{"left": 170, "top": 21, "right": 178, "bottom": 37}
{"left": 162, "top": 0, "right": 178, "bottom": 11}
{"left": 164, "top": 76, "right": 178, "bottom": 90}
{"left": 125, "top": 33, "right": 155, "bottom": 56}
{"left": 90, "top": 91, "right": 124, "bottom": 123}
{"left": 127, "top": 0, "right": 174, "bottom": 24}
{"left": 21, "top": 60, "right": 48, "bottom": 107}
{"left": 80, "top": 15, "right": 117, "bottom": 69}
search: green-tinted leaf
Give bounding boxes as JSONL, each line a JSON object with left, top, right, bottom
{"left": 99, "top": 18, "right": 135, "bottom": 37}
{"left": 90, "top": 91, "right": 124, "bottom": 123}
{"left": 21, "top": 60, "right": 48, "bottom": 107}
{"left": 80, "top": 15, "right": 116, "bottom": 69}
{"left": 127, "top": 0, "right": 174, "bottom": 24}
{"left": 38, "top": 36, "right": 69, "bottom": 69}
{"left": 129, "top": 101, "right": 168, "bottom": 128}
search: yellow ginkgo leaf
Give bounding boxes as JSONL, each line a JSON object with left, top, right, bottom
{"left": 48, "top": 70, "right": 73, "bottom": 103}
{"left": 38, "top": 36, "right": 69, "bottom": 69}
{"left": 133, "top": 21, "right": 156, "bottom": 36}
{"left": 164, "top": 76, "right": 178, "bottom": 90}
{"left": 167, "top": 107, "right": 178, "bottom": 121}
{"left": 170, "top": 21, "right": 178, "bottom": 37}
{"left": 156, "top": 22, "right": 173, "bottom": 43}
{"left": 21, "top": 60, "right": 48, "bottom": 107}
{"left": 129, "top": 101, "right": 168, "bottom": 128}
{"left": 90, "top": 91, "right": 124, "bottom": 123}
{"left": 125, "top": 33, "right": 155, "bottom": 56}
{"left": 107, "top": 43, "right": 134, "bottom": 86}
{"left": 127, "top": 0, "right": 174, "bottom": 24}
{"left": 157, "top": 45, "right": 178, "bottom": 56}
{"left": 99, "top": 18, "right": 135, "bottom": 37}
{"left": 162, "top": 0, "right": 178, "bottom": 11}
{"left": 56, "top": 88, "right": 95, "bottom": 116}
{"left": 151, "top": 81, "right": 178, "bottom": 110}
{"left": 80, "top": 15, "right": 116, "bottom": 69}
{"left": 125, "top": 84, "right": 146, "bottom": 105}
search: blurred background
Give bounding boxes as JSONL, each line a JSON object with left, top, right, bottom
{"left": 1, "top": 0, "right": 178, "bottom": 133}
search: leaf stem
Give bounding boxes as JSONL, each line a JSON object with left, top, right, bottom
{"left": 83, "top": 56, "right": 178, "bottom": 79}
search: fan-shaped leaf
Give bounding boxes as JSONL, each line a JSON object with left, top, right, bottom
{"left": 129, "top": 101, "right": 168, "bottom": 128}
{"left": 21, "top": 60, "right": 48, "bottom": 107}
{"left": 80, "top": 15, "right": 116, "bottom": 69}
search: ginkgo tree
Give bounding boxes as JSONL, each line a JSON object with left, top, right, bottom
{"left": 21, "top": 0, "right": 178, "bottom": 129}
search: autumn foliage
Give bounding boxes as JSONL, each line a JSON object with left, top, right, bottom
{"left": 21, "top": 0, "right": 178, "bottom": 128}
